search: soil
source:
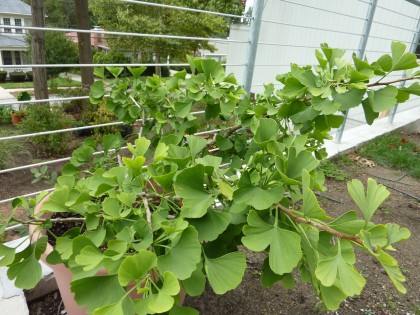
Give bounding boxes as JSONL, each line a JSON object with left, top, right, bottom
{"left": 3, "top": 130, "right": 419, "bottom": 315}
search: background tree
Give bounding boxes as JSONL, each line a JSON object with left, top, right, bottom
{"left": 89, "top": 0, "right": 245, "bottom": 75}
{"left": 26, "top": 32, "right": 79, "bottom": 77}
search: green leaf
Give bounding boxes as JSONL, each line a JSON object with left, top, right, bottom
{"left": 215, "top": 135, "right": 233, "bottom": 151}
{"left": 233, "top": 172, "right": 284, "bottom": 210}
{"left": 185, "top": 135, "right": 207, "bottom": 158}
{"left": 362, "top": 98, "right": 379, "bottom": 125}
{"left": 301, "top": 170, "right": 329, "bottom": 219}
{"left": 174, "top": 165, "right": 216, "bottom": 218}
{"left": 311, "top": 97, "right": 341, "bottom": 115}
{"left": 0, "top": 244, "right": 16, "bottom": 267}
{"left": 385, "top": 223, "right": 411, "bottom": 246}
{"left": 128, "top": 137, "right": 150, "bottom": 157}
{"left": 118, "top": 250, "right": 157, "bottom": 286}
{"left": 75, "top": 246, "right": 104, "bottom": 271}
{"left": 157, "top": 226, "right": 201, "bottom": 280}
{"left": 154, "top": 142, "right": 168, "bottom": 163}
{"left": 201, "top": 59, "right": 225, "bottom": 83}
{"left": 71, "top": 275, "right": 126, "bottom": 314}
{"left": 367, "top": 86, "right": 398, "bottom": 112}
{"left": 242, "top": 211, "right": 302, "bottom": 275}
{"left": 254, "top": 118, "right": 279, "bottom": 145}
{"left": 391, "top": 41, "right": 419, "bottom": 71}
{"left": 188, "top": 210, "right": 231, "bottom": 242}
{"left": 376, "top": 250, "right": 406, "bottom": 293}
{"left": 7, "top": 255, "right": 42, "bottom": 289}
{"left": 319, "top": 284, "right": 347, "bottom": 311}
{"left": 181, "top": 261, "right": 206, "bottom": 296}
{"left": 328, "top": 211, "right": 365, "bottom": 235}
{"left": 347, "top": 178, "right": 390, "bottom": 223}
{"left": 281, "top": 77, "right": 306, "bottom": 98}
{"left": 286, "top": 147, "right": 319, "bottom": 179}
{"left": 128, "top": 66, "right": 146, "bottom": 78}
{"left": 169, "top": 305, "right": 199, "bottom": 315}
{"left": 204, "top": 252, "right": 246, "bottom": 294}
{"left": 315, "top": 241, "right": 365, "bottom": 296}
{"left": 91, "top": 81, "right": 105, "bottom": 99}
{"left": 93, "top": 297, "right": 134, "bottom": 315}
{"left": 334, "top": 88, "right": 365, "bottom": 111}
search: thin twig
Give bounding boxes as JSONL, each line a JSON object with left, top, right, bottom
{"left": 206, "top": 124, "right": 243, "bottom": 148}
{"left": 276, "top": 203, "right": 365, "bottom": 247}
{"left": 366, "top": 75, "right": 420, "bottom": 87}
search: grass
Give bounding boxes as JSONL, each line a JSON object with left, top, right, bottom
{"left": 0, "top": 77, "right": 81, "bottom": 89}
{"left": 318, "top": 159, "right": 350, "bottom": 181}
{"left": 0, "top": 127, "right": 30, "bottom": 170}
{"left": 359, "top": 132, "right": 420, "bottom": 179}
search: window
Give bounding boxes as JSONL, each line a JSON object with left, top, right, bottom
{"left": 2, "top": 51, "right": 12, "bottom": 65}
{"left": 15, "top": 19, "right": 23, "bottom": 33}
{"left": 3, "top": 18, "right": 11, "bottom": 33}
{"left": 15, "top": 51, "right": 21, "bottom": 65}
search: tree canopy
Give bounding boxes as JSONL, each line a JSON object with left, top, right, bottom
{"left": 89, "top": 0, "right": 246, "bottom": 62}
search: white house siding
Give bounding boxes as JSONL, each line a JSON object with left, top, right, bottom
{"left": 226, "top": 0, "right": 420, "bottom": 126}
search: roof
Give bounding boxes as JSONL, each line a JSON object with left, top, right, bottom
{"left": 0, "top": 0, "right": 31, "bottom": 16}
{"left": 0, "top": 34, "right": 27, "bottom": 48}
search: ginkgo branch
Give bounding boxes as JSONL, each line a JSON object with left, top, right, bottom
{"left": 276, "top": 203, "right": 364, "bottom": 247}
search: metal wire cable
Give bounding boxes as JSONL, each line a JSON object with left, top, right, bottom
{"left": 260, "top": 19, "right": 362, "bottom": 37}
{"left": 118, "top": 0, "right": 250, "bottom": 20}
{"left": 278, "top": 0, "right": 366, "bottom": 21}
{"left": 372, "top": 20, "right": 416, "bottom": 32}
{"left": 0, "top": 95, "right": 91, "bottom": 106}
{"left": 0, "top": 63, "right": 245, "bottom": 68}
{"left": 376, "top": 5, "right": 418, "bottom": 20}
{"left": 368, "top": 35, "right": 411, "bottom": 44}
{"left": 257, "top": 42, "right": 355, "bottom": 50}
{"left": 0, "top": 25, "right": 247, "bottom": 44}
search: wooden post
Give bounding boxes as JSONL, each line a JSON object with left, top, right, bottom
{"left": 74, "top": 0, "right": 94, "bottom": 92}
{"left": 31, "top": 0, "right": 49, "bottom": 100}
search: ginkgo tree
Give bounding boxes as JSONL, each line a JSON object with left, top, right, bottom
{"left": 0, "top": 41, "right": 417, "bottom": 314}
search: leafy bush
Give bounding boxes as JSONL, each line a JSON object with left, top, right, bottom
{"left": 9, "top": 72, "right": 26, "bottom": 82}
{"left": 0, "top": 106, "right": 13, "bottom": 124}
{"left": 20, "top": 105, "right": 74, "bottom": 155}
{"left": 17, "top": 91, "right": 31, "bottom": 102}
{"left": 26, "top": 71, "right": 33, "bottom": 81}
{"left": 0, "top": 71, "right": 7, "bottom": 83}
{"left": 0, "top": 138, "right": 30, "bottom": 170}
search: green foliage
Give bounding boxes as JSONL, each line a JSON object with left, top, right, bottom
{"left": 93, "top": 51, "right": 131, "bottom": 78}
{"left": 30, "top": 165, "right": 58, "bottom": 185}
{"left": 0, "top": 136, "right": 30, "bottom": 170}
{"left": 319, "top": 159, "right": 350, "bottom": 181}
{"left": 20, "top": 105, "right": 74, "bottom": 155}
{"left": 0, "top": 71, "right": 7, "bottom": 83}
{"left": 9, "top": 72, "right": 26, "bottom": 82}
{"left": 0, "top": 42, "right": 417, "bottom": 314}
{"left": 359, "top": 133, "right": 420, "bottom": 179}
{"left": 0, "top": 106, "right": 13, "bottom": 125}
{"left": 26, "top": 32, "right": 79, "bottom": 77}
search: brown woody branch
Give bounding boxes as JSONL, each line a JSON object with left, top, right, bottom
{"left": 206, "top": 124, "right": 243, "bottom": 148}
{"left": 367, "top": 75, "right": 420, "bottom": 87}
{"left": 276, "top": 203, "right": 365, "bottom": 247}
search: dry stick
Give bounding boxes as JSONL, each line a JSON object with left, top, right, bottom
{"left": 276, "top": 203, "right": 365, "bottom": 247}
{"left": 21, "top": 217, "right": 86, "bottom": 225}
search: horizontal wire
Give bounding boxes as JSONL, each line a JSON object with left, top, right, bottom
{"left": 279, "top": 0, "right": 366, "bottom": 21}
{"left": 0, "top": 188, "right": 55, "bottom": 206}
{"left": 257, "top": 42, "right": 355, "bottom": 50}
{"left": 0, "top": 25, "right": 247, "bottom": 43}
{"left": 118, "top": 0, "right": 250, "bottom": 19}
{"left": 0, "top": 95, "right": 91, "bottom": 106}
{"left": 372, "top": 20, "right": 416, "bottom": 32}
{"left": 260, "top": 19, "right": 362, "bottom": 36}
{"left": 368, "top": 35, "right": 411, "bottom": 43}
{"left": 0, "top": 121, "right": 127, "bottom": 141}
{"left": 376, "top": 5, "right": 418, "bottom": 20}
{"left": 0, "top": 63, "right": 245, "bottom": 68}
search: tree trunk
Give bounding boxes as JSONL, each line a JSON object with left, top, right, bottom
{"left": 31, "top": 0, "right": 48, "bottom": 100}
{"left": 74, "top": 0, "right": 94, "bottom": 92}
{"left": 155, "top": 52, "right": 161, "bottom": 77}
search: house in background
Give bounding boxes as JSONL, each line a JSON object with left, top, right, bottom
{"left": 0, "top": 0, "right": 31, "bottom": 71}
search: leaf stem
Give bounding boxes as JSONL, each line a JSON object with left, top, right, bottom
{"left": 276, "top": 203, "right": 364, "bottom": 247}
{"left": 366, "top": 75, "right": 420, "bottom": 87}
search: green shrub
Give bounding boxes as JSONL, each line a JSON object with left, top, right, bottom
{"left": 26, "top": 71, "right": 33, "bottom": 81}
{"left": 9, "top": 72, "right": 26, "bottom": 82}
{"left": 17, "top": 91, "right": 31, "bottom": 102}
{"left": 0, "top": 106, "right": 13, "bottom": 125}
{"left": 20, "top": 105, "right": 74, "bottom": 155}
{"left": 0, "top": 71, "right": 7, "bottom": 83}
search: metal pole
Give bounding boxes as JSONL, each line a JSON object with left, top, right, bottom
{"left": 243, "top": 0, "right": 264, "bottom": 95}
{"left": 335, "top": 0, "right": 378, "bottom": 143}
{"left": 388, "top": 15, "right": 420, "bottom": 123}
